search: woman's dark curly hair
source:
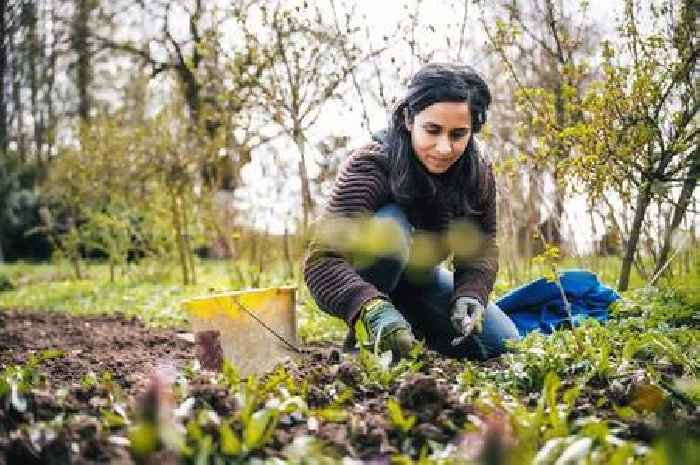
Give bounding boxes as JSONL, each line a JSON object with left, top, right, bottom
{"left": 378, "top": 63, "right": 492, "bottom": 216}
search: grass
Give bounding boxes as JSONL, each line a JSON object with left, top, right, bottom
{"left": 0, "top": 249, "right": 697, "bottom": 337}
{"left": 0, "top": 259, "right": 289, "bottom": 327}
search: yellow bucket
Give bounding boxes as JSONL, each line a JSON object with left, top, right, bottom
{"left": 182, "top": 287, "right": 297, "bottom": 375}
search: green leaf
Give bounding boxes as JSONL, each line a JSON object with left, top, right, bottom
{"left": 100, "top": 408, "right": 128, "bottom": 429}
{"left": 128, "top": 423, "right": 158, "bottom": 456}
{"left": 243, "top": 409, "right": 278, "bottom": 450}
{"left": 219, "top": 421, "right": 242, "bottom": 456}
{"left": 387, "top": 398, "right": 416, "bottom": 433}
{"left": 613, "top": 405, "right": 637, "bottom": 419}
{"left": 313, "top": 407, "right": 348, "bottom": 423}
{"left": 543, "top": 371, "right": 561, "bottom": 411}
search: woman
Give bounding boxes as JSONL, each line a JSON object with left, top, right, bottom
{"left": 304, "top": 63, "right": 520, "bottom": 361}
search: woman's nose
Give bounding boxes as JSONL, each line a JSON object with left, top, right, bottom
{"left": 436, "top": 135, "right": 452, "bottom": 155}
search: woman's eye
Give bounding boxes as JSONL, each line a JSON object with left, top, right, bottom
{"left": 450, "top": 131, "right": 467, "bottom": 139}
{"left": 426, "top": 129, "right": 441, "bottom": 135}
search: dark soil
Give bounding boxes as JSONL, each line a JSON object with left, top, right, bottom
{"left": 0, "top": 310, "right": 195, "bottom": 394}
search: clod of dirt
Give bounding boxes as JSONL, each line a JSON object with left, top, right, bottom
{"left": 397, "top": 374, "right": 447, "bottom": 422}
{"left": 328, "top": 349, "right": 341, "bottom": 365}
{"left": 306, "top": 385, "right": 331, "bottom": 408}
{"left": 189, "top": 383, "right": 237, "bottom": 415}
{"left": 413, "top": 422, "right": 448, "bottom": 442}
{"left": 194, "top": 330, "right": 224, "bottom": 371}
{"left": 346, "top": 412, "right": 390, "bottom": 458}
{"left": 5, "top": 436, "right": 42, "bottom": 465}
{"left": 40, "top": 432, "right": 72, "bottom": 465}
{"left": 336, "top": 362, "right": 362, "bottom": 387}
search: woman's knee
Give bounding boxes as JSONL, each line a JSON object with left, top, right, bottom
{"left": 477, "top": 303, "right": 521, "bottom": 358}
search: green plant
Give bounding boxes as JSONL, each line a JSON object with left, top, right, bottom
{"left": 387, "top": 397, "right": 416, "bottom": 434}
{"left": 355, "top": 342, "right": 424, "bottom": 389}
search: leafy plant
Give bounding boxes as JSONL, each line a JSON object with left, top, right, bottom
{"left": 387, "top": 397, "right": 416, "bottom": 434}
{"left": 355, "top": 342, "right": 424, "bottom": 388}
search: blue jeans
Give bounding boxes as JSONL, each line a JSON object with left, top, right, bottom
{"left": 353, "top": 204, "right": 520, "bottom": 359}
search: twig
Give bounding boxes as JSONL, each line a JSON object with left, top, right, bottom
{"left": 646, "top": 233, "right": 691, "bottom": 288}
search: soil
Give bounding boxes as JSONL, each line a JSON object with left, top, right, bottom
{"left": 0, "top": 310, "right": 195, "bottom": 395}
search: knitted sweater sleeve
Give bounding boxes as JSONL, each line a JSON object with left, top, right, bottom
{"left": 303, "top": 148, "right": 389, "bottom": 324}
{"left": 452, "top": 158, "right": 499, "bottom": 307}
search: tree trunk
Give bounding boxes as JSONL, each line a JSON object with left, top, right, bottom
{"left": 72, "top": 256, "right": 82, "bottom": 280}
{"left": 504, "top": 181, "right": 519, "bottom": 283}
{"left": 11, "top": 22, "right": 26, "bottom": 163}
{"left": 0, "top": 0, "right": 7, "bottom": 154}
{"left": 170, "top": 190, "right": 190, "bottom": 285}
{"left": 618, "top": 180, "right": 653, "bottom": 291}
{"left": 180, "top": 193, "right": 196, "bottom": 285}
{"left": 25, "top": 2, "right": 41, "bottom": 162}
{"left": 651, "top": 150, "right": 699, "bottom": 279}
{"left": 67, "top": 221, "right": 83, "bottom": 280}
{"left": 44, "top": 2, "right": 57, "bottom": 168}
{"left": 294, "top": 124, "right": 313, "bottom": 235}
{"left": 283, "top": 225, "right": 293, "bottom": 279}
{"left": 551, "top": 82, "right": 565, "bottom": 248}
{"left": 256, "top": 226, "right": 268, "bottom": 287}
{"left": 73, "top": 0, "right": 90, "bottom": 121}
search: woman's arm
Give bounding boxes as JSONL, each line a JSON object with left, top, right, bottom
{"left": 452, "top": 159, "right": 499, "bottom": 308}
{"left": 303, "top": 146, "right": 390, "bottom": 324}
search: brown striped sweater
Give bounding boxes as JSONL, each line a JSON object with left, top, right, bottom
{"left": 303, "top": 142, "right": 498, "bottom": 325}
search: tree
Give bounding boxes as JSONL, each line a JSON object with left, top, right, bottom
{"left": 72, "top": 0, "right": 94, "bottom": 122}
{"left": 561, "top": 0, "right": 698, "bottom": 290}
{"left": 252, "top": 1, "right": 366, "bottom": 233}
{"left": 0, "top": 151, "right": 47, "bottom": 261}
{"left": 1, "top": 0, "right": 8, "bottom": 155}
{"left": 91, "top": 0, "right": 276, "bottom": 191}
{"left": 478, "top": 0, "right": 600, "bottom": 250}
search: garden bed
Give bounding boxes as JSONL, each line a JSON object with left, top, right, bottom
{"left": 0, "top": 299, "right": 698, "bottom": 464}
{"left": 0, "top": 310, "right": 194, "bottom": 394}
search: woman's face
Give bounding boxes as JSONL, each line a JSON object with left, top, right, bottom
{"left": 406, "top": 101, "right": 472, "bottom": 174}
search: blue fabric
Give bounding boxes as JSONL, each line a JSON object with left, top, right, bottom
{"left": 495, "top": 270, "right": 620, "bottom": 336}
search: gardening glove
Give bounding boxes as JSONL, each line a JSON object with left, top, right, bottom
{"left": 355, "top": 298, "right": 415, "bottom": 361}
{"left": 450, "top": 297, "right": 485, "bottom": 346}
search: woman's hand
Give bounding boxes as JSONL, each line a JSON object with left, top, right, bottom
{"left": 356, "top": 298, "right": 415, "bottom": 361}
{"left": 450, "top": 297, "right": 485, "bottom": 346}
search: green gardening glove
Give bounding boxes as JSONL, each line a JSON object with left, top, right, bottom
{"left": 355, "top": 298, "right": 415, "bottom": 361}
{"left": 450, "top": 297, "right": 485, "bottom": 346}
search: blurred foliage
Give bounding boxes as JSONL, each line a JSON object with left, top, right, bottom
{"left": 0, "top": 151, "right": 50, "bottom": 260}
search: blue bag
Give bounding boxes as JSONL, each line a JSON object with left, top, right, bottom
{"left": 495, "top": 270, "right": 620, "bottom": 337}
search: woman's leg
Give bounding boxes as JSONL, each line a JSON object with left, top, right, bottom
{"left": 392, "top": 267, "right": 521, "bottom": 359}
{"left": 349, "top": 204, "right": 519, "bottom": 358}
{"left": 353, "top": 204, "right": 413, "bottom": 294}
